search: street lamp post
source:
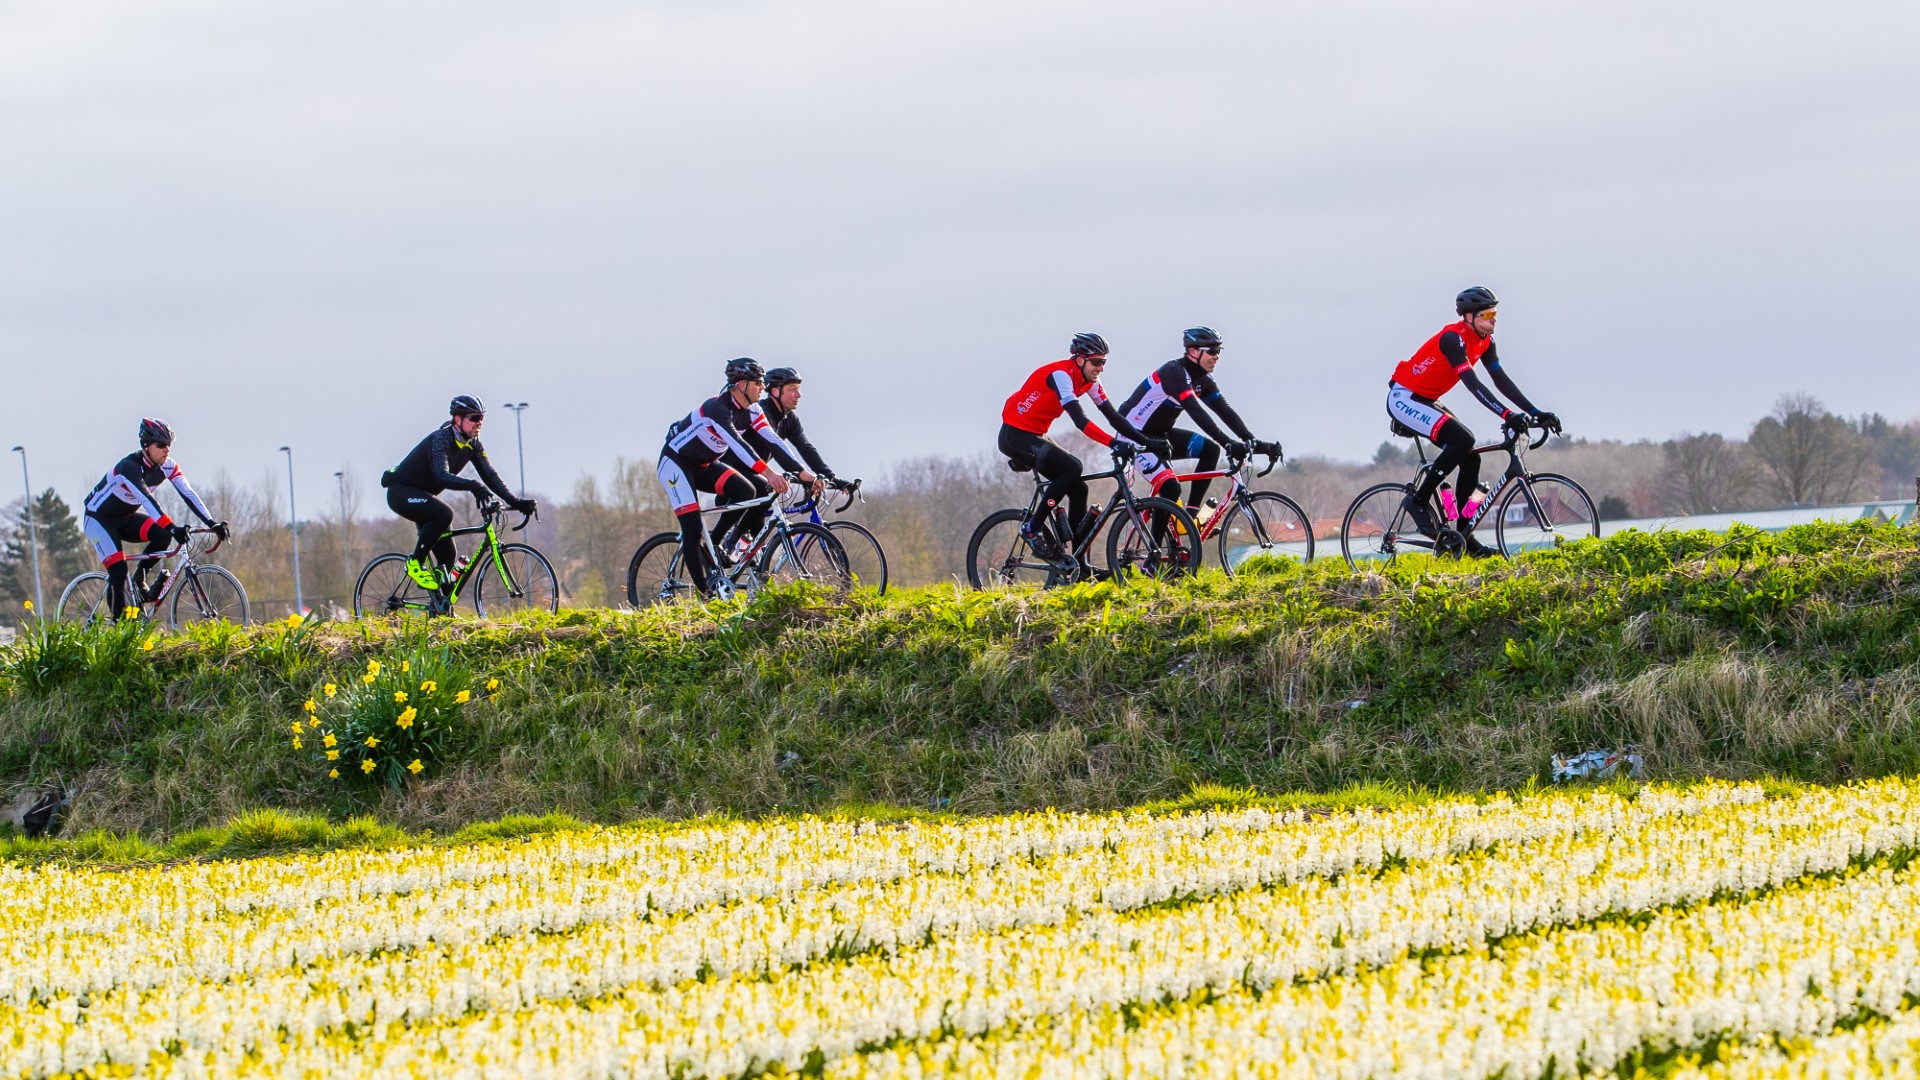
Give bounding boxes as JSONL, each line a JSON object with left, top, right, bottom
{"left": 278, "top": 446, "right": 303, "bottom": 614}
{"left": 335, "top": 471, "right": 350, "bottom": 582}
{"left": 9, "top": 447, "right": 42, "bottom": 616}
{"left": 505, "top": 402, "right": 530, "bottom": 492}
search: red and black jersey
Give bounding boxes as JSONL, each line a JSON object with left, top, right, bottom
{"left": 1002, "top": 359, "right": 1118, "bottom": 444}
{"left": 85, "top": 451, "right": 215, "bottom": 527}
{"left": 1391, "top": 320, "right": 1540, "bottom": 419}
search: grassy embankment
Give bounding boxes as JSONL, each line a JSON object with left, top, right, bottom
{"left": 1, "top": 519, "right": 1916, "bottom": 848}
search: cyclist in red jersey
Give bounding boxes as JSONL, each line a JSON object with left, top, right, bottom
{"left": 1386, "top": 287, "right": 1561, "bottom": 556}
{"left": 1000, "top": 332, "right": 1168, "bottom": 555}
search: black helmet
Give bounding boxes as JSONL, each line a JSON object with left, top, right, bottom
{"left": 1182, "top": 326, "right": 1223, "bottom": 350}
{"left": 138, "top": 418, "right": 174, "bottom": 447}
{"left": 1069, "top": 332, "right": 1110, "bottom": 357}
{"left": 1455, "top": 287, "right": 1499, "bottom": 316}
{"left": 723, "top": 357, "right": 765, "bottom": 384}
{"left": 765, "top": 367, "right": 801, "bottom": 390}
{"left": 449, "top": 394, "right": 486, "bottom": 417}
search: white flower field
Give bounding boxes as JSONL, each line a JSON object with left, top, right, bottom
{"left": 7, "top": 779, "right": 1920, "bottom": 1077}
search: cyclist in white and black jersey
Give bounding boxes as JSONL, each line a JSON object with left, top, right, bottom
{"left": 659, "top": 357, "right": 816, "bottom": 597}
{"left": 83, "top": 418, "right": 229, "bottom": 618}
{"left": 1119, "top": 328, "right": 1280, "bottom": 518}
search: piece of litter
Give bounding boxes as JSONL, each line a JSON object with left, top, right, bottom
{"left": 1551, "top": 748, "right": 1645, "bottom": 783}
{"left": 1346, "top": 700, "right": 1367, "bottom": 710}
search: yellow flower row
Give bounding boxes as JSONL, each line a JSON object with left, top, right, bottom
{"left": 3, "top": 780, "right": 1916, "bottom": 1077}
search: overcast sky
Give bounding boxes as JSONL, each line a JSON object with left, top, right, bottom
{"left": 2, "top": 1, "right": 1915, "bottom": 512}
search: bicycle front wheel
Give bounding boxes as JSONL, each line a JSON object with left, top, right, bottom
{"left": 1217, "top": 491, "right": 1314, "bottom": 574}
{"left": 1341, "top": 483, "right": 1426, "bottom": 569}
{"left": 1105, "top": 497, "right": 1201, "bottom": 582}
{"left": 628, "top": 532, "right": 696, "bottom": 607}
{"left": 56, "top": 572, "right": 112, "bottom": 624}
{"left": 826, "top": 521, "right": 888, "bottom": 594}
{"left": 354, "top": 553, "right": 436, "bottom": 618}
{"left": 473, "top": 543, "right": 560, "bottom": 616}
{"left": 171, "top": 566, "right": 248, "bottom": 626}
{"left": 967, "top": 508, "right": 1056, "bottom": 590}
{"left": 1494, "top": 472, "right": 1600, "bottom": 557}
{"left": 764, "top": 522, "right": 849, "bottom": 593}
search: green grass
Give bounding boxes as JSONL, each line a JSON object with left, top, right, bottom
{"left": 2, "top": 519, "right": 1918, "bottom": 841}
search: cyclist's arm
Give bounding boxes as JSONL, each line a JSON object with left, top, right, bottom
{"left": 468, "top": 443, "right": 518, "bottom": 502}
{"left": 161, "top": 463, "right": 217, "bottom": 525}
{"left": 1096, "top": 396, "right": 1154, "bottom": 447}
{"left": 1195, "top": 373, "right": 1256, "bottom": 443}
{"left": 744, "top": 406, "right": 808, "bottom": 475}
{"left": 109, "top": 466, "right": 169, "bottom": 524}
{"left": 429, "top": 428, "right": 487, "bottom": 494}
{"left": 1162, "top": 365, "right": 1236, "bottom": 444}
{"left": 781, "top": 413, "right": 835, "bottom": 477}
{"left": 1482, "top": 344, "right": 1542, "bottom": 416}
{"left": 1440, "top": 332, "right": 1516, "bottom": 418}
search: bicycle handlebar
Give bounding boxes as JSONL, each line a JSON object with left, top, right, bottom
{"left": 831, "top": 477, "right": 862, "bottom": 514}
{"left": 188, "top": 526, "right": 228, "bottom": 556}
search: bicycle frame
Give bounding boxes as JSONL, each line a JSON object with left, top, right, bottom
{"left": 1165, "top": 452, "right": 1280, "bottom": 544}
{"left": 1017, "top": 455, "right": 1159, "bottom": 566}
{"left": 432, "top": 504, "right": 536, "bottom": 610}
{"left": 118, "top": 528, "right": 227, "bottom": 612}
{"left": 1398, "top": 424, "right": 1553, "bottom": 552}
{"left": 702, "top": 484, "right": 820, "bottom": 586}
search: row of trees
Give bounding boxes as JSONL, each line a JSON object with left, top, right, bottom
{"left": 0, "top": 395, "right": 1909, "bottom": 623}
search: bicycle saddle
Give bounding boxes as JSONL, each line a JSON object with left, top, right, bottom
{"left": 1389, "top": 419, "right": 1421, "bottom": 439}
{"left": 1007, "top": 459, "right": 1034, "bottom": 473}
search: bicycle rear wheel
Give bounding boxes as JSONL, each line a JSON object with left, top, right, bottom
{"left": 353, "top": 553, "right": 437, "bottom": 618}
{"left": 1105, "top": 497, "right": 1201, "bottom": 582}
{"left": 56, "top": 572, "right": 111, "bottom": 624}
{"left": 473, "top": 543, "right": 560, "bottom": 616}
{"left": 826, "top": 521, "right": 888, "bottom": 594}
{"left": 764, "top": 522, "right": 849, "bottom": 592}
{"left": 1341, "top": 483, "right": 1430, "bottom": 569}
{"left": 967, "top": 508, "right": 1058, "bottom": 590}
{"left": 628, "top": 532, "right": 698, "bottom": 607}
{"left": 1217, "top": 491, "right": 1314, "bottom": 574}
{"left": 170, "top": 565, "right": 248, "bottom": 626}
{"left": 1494, "top": 472, "right": 1599, "bottom": 557}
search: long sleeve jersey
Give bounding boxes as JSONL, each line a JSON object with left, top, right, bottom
{"left": 664, "top": 391, "right": 807, "bottom": 476}
{"left": 85, "top": 451, "right": 215, "bottom": 526}
{"left": 1119, "top": 357, "right": 1256, "bottom": 444}
{"left": 1001, "top": 359, "right": 1153, "bottom": 447}
{"left": 758, "top": 396, "right": 834, "bottom": 477}
{"left": 385, "top": 422, "right": 518, "bottom": 499}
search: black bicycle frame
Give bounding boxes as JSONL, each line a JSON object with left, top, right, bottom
{"left": 1018, "top": 456, "right": 1157, "bottom": 563}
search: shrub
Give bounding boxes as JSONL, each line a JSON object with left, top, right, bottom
{"left": 293, "top": 649, "right": 491, "bottom": 789}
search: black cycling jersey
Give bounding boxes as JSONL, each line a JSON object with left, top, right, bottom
{"left": 384, "top": 422, "right": 516, "bottom": 499}
{"left": 758, "top": 396, "right": 834, "bottom": 478}
{"left": 85, "top": 451, "right": 215, "bottom": 525}
{"left": 1119, "top": 358, "right": 1255, "bottom": 445}
{"left": 663, "top": 391, "right": 806, "bottom": 475}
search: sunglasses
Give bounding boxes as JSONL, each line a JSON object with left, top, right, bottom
{"left": 457, "top": 413, "right": 485, "bottom": 422}
{"left": 1081, "top": 356, "right": 1108, "bottom": 366}
{"left": 1474, "top": 310, "right": 1499, "bottom": 321}
{"left": 1203, "top": 347, "right": 1222, "bottom": 356}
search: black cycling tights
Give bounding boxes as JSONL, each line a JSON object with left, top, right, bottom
{"left": 1416, "top": 416, "right": 1481, "bottom": 523}
{"left": 998, "top": 424, "right": 1089, "bottom": 533}
{"left": 388, "top": 485, "right": 459, "bottom": 567}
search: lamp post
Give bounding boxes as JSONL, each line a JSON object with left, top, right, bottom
{"left": 505, "top": 402, "right": 530, "bottom": 492}
{"left": 9, "top": 446, "right": 41, "bottom": 616}
{"left": 278, "top": 446, "right": 303, "bottom": 614}
{"left": 334, "top": 471, "right": 349, "bottom": 583}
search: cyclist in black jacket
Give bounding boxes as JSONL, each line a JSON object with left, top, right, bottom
{"left": 760, "top": 367, "right": 835, "bottom": 498}
{"left": 83, "top": 418, "right": 230, "bottom": 618}
{"left": 383, "top": 395, "right": 537, "bottom": 590}
{"left": 658, "top": 358, "right": 812, "bottom": 598}
{"left": 1119, "top": 327, "right": 1279, "bottom": 519}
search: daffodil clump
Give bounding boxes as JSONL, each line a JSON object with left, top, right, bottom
{"left": 295, "top": 650, "right": 481, "bottom": 787}
{"left": 10, "top": 779, "right": 1920, "bottom": 1077}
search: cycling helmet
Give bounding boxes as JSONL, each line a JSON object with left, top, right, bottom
{"left": 1069, "top": 332, "right": 1110, "bottom": 357}
{"left": 724, "top": 357, "right": 765, "bottom": 383}
{"left": 138, "top": 418, "right": 174, "bottom": 447}
{"left": 765, "top": 367, "right": 801, "bottom": 389}
{"left": 1455, "top": 286, "right": 1499, "bottom": 316}
{"left": 1183, "top": 326, "right": 1223, "bottom": 350}
{"left": 449, "top": 394, "right": 486, "bottom": 417}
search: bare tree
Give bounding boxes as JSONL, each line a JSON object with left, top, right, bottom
{"left": 1658, "top": 432, "right": 1758, "bottom": 514}
{"left": 1747, "top": 393, "right": 1875, "bottom": 507}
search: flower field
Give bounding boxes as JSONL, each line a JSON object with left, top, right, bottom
{"left": 7, "top": 779, "right": 1920, "bottom": 1077}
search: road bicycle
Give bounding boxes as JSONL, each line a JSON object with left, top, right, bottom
{"left": 1166, "top": 445, "right": 1315, "bottom": 574}
{"left": 353, "top": 500, "right": 559, "bottom": 617}
{"left": 966, "top": 446, "right": 1200, "bottom": 590}
{"left": 1340, "top": 417, "right": 1598, "bottom": 567}
{"left": 782, "top": 477, "right": 889, "bottom": 594}
{"left": 57, "top": 527, "right": 248, "bottom": 626}
{"left": 627, "top": 480, "right": 850, "bottom": 606}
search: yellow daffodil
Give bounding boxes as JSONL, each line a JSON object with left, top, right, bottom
{"left": 486, "top": 678, "right": 500, "bottom": 692}
{"left": 454, "top": 690, "right": 471, "bottom": 704}
{"left": 364, "top": 736, "right": 380, "bottom": 748}
{"left": 324, "top": 683, "right": 338, "bottom": 697}
{"left": 285, "top": 613, "right": 303, "bottom": 628}
{"left": 407, "top": 758, "right": 424, "bottom": 775}
{"left": 396, "top": 707, "right": 416, "bottom": 730}
{"left": 141, "top": 634, "right": 156, "bottom": 652}
{"left": 290, "top": 722, "right": 304, "bottom": 736}
{"left": 307, "top": 716, "right": 320, "bottom": 729}
{"left": 304, "top": 699, "right": 317, "bottom": 713}
{"left": 361, "top": 673, "right": 376, "bottom": 684}
{"left": 322, "top": 733, "right": 337, "bottom": 748}
{"left": 291, "top": 737, "right": 302, "bottom": 750}
{"left": 360, "top": 758, "right": 376, "bottom": 774}
{"left": 401, "top": 660, "right": 410, "bottom": 673}
{"left": 325, "top": 749, "right": 339, "bottom": 761}
{"left": 420, "top": 680, "right": 437, "bottom": 693}
{"left": 327, "top": 767, "right": 338, "bottom": 778}
{"left": 366, "top": 659, "right": 380, "bottom": 676}
{"left": 22, "top": 599, "right": 32, "bottom": 612}
{"left": 394, "top": 690, "right": 407, "bottom": 703}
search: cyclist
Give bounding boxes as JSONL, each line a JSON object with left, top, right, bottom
{"left": 83, "top": 418, "right": 230, "bottom": 619}
{"left": 760, "top": 367, "right": 837, "bottom": 498}
{"left": 1000, "top": 332, "right": 1166, "bottom": 556}
{"left": 382, "top": 396, "right": 537, "bottom": 591}
{"left": 1387, "top": 287, "right": 1561, "bottom": 556}
{"left": 658, "top": 358, "right": 813, "bottom": 598}
{"left": 1120, "top": 326, "right": 1281, "bottom": 522}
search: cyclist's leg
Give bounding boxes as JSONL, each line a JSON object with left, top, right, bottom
{"left": 657, "top": 455, "right": 715, "bottom": 588}
{"left": 1031, "top": 440, "right": 1090, "bottom": 542}
{"left": 1432, "top": 418, "right": 1479, "bottom": 518}
{"left": 84, "top": 515, "right": 132, "bottom": 618}
{"left": 713, "top": 469, "right": 772, "bottom": 553}
{"left": 387, "top": 484, "right": 454, "bottom": 580}
{"left": 1170, "top": 427, "right": 1222, "bottom": 512}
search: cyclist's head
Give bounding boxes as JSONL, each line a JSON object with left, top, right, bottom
{"left": 765, "top": 367, "right": 802, "bottom": 408}
{"left": 449, "top": 395, "right": 486, "bottom": 418}
{"left": 1069, "top": 332, "right": 1109, "bottom": 358}
{"left": 1455, "top": 286, "right": 1499, "bottom": 317}
{"left": 1182, "top": 326, "right": 1223, "bottom": 369}
{"left": 723, "top": 357, "right": 765, "bottom": 397}
{"left": 138, "top": 418, "right": 173, "bottom": 449}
